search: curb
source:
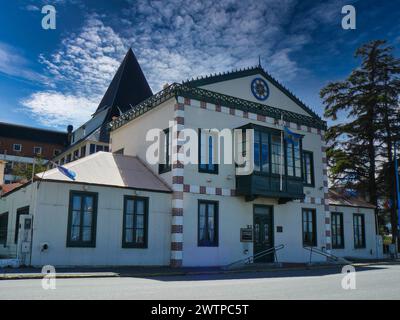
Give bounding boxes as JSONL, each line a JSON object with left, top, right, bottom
{"left": 0, "top": 264, "right": 347, "bottom": 280}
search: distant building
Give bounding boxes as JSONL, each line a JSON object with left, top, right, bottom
{"left": 51, "top": 48, "right": 153, "bottom": 165}
{"left": 0, "top": 122, "right": 68, "bottom": 183}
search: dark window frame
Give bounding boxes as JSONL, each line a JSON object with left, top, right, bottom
{"left": 198, "top": 200, "right": 219, "bottom": 247}
{"left": 122, "top": 196, "right": 149, "bottom": 248}
{"left": 353, "top": 213, "right": 366, "bottom": 249}
{"left": 302, "top": 208, "right": 317, "bottom": 247}
{"left": 13, "top": 144, "right": 22, "bottom": 152}
{"left": 302, "top": 150, "right": 315, "bottom": 187}
{"left": 66, "top": 191, "right": 98, "bottom": 248}
{"left": 158, "top": 128, "right": 172, "bottom": 174}
{"left": 0, "top": 212, "right": 8, "bottom": 246}
{"left": 198, "top": 129, "right": 219, "bottom": 174}
{"left": 331, "top": 212, "right": 344, "bottom": 249}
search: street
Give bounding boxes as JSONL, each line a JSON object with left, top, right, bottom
{"left": 0, "top": 264, "right": 399, "bottom": 300}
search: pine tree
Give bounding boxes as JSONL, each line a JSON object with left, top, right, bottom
{"left": 321, "top": 40, "right": 400, "bottom": 246}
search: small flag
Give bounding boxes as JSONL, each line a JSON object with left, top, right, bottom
{"left": 49, "top": 161, "right": 76, "bottom": 180}
{"left": 284, "top": 127, "right": 302, "bottom": 145}
{"left": 57, "top": 165, "right": 76, "bottom": 180}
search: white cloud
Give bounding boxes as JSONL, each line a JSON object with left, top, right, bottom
{"left": 23, "top": 16, "right": 127, "bottom": 127}
{"left": 20, "top": 92, "right": 98, "bottom": 129}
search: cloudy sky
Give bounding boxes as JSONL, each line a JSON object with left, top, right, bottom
{"left": 0, "top": 0, "right": 399, "bottom": 130}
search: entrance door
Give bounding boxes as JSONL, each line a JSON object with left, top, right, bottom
{"left": 253, "top": 205, "right": 274, "bottom": 262}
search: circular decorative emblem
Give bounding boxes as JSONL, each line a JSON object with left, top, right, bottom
{"left": 251, "top": 78, "right": 269, "bottom": 101}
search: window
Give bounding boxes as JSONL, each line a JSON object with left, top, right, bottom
{"left": 331, "top": 212, "right": 344, "bottom": 249}
{"left": 271, "top": 135, "right": 282, "bottom": 174}
{"left": 53, "top": 149, "right": 61, "bottom": 156}
{"left": 66, "top": 154, "right": 71, "bottom": 163}
{"left": 286, "top": 140, "right": 302, "bottom": 178}
{"left": 302, "top": 208, "right": 317, "bottom": 246}
{"left": 198, "top": 200, "right": 219, "bottom": 246}
{"left": 0, "top": 212, "right": 8, "bottom": 245}
{"left": 159, "top": 128, "right": 171, "bottom": 174}
{"left": 303, "top": 151, "right": 314, "bottom": 186}
{"left": 122, "top": 196, "right": 148, "bottom": 248}
{"left": 60, "top": 158, "right": 65, "bottom": 165}
{"left": 13, "top": 144, "right": 22, "bottom": 152}
{"left": 67, "top": 191, "right": 98, "bottom": 247}
{"left": 73, "top": 149, "right": 79, "bottom": 160}
{"left": 96, "top": 145, "right": 104, "bottom": 152}
{"left": 15, "top": 206, "right": 29, "bottom": 243}
{"left": 80, "top": 146, "right": 86, "bottom": 158}
{"left": 254, "top": 131, "right": 269, "bottom": 173}
{"left": 89, "top": 144, "right": 96, "bottom": 154}
{"left": 353, "top": 214, "right": 366, "bottom": 248}
{"left": 198, "top": 129, "right": 218, "bottom": 174}
{"left": 104, "top": 146, "right": 109, "bottom": 152}
{"left": 33, "top": 146, "right": 42, "bottom": 155}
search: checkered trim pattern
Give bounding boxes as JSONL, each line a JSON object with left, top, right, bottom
{"left": 182, "top": 97, "right": 324, "bottom": 136}
{"left": 320, "top": 134, "right": 331, "bottom": 252}
{"left": 170, "top": 102, "right": 185, "bottom": 267}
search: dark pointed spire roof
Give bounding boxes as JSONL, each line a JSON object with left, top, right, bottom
{"left": 94, "top": 48, "right": 153, "bottom": 116}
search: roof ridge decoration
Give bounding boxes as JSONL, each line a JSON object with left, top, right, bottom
{"left": 183, "top": 66, "right": 321, "bottom": 121}
{"left": 109, "top": 83, "right": 326, "bottom": 131}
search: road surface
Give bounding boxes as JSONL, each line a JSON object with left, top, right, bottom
{"left": 0, "top": 264, "right": 399, "bottom": 299}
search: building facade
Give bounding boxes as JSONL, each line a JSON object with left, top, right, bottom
{"left": 0, "top": 122, "right": 68, "bottom": 184}
{"left": 0, "top": 65, "right": 382, "bottom": 267}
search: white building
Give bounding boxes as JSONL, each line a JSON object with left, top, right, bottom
{"left": 0, "top": 64, "right": 382, "bottom": 267}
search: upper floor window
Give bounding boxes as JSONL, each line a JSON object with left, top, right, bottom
{"left": 353, "top": 214, "right": 366, "bottom": 249}
{"left": 198, "top": 129, "right": 218, "bottom": 174}
{"left": 159, "top": 128, "right": 171, "bottom": 174}
{"left": 286, "top": 140, "right": 302, "bottom": 178}
{"left": 13, "top": 144, "right": 22, "bottom": 152}
{"left": 254, "top": 131, "right": 269, "bottom": 173}
{"left": 80, "top": 146, "right": 86, "bottom": 158}
{"left": 53, "top": 149, "right": 61, "bottom": 156}
{"left": 303, "top": 151, "right": 314, "bottom": 186}
{"left": 67, "top": 191, "right": 98, "bottom": 247}
{"left": 302, "top": 208, "right": 317, "bottom": 247}
{"left": 33, "top": 146, "right": 42, "bottom": 155}
{"left": 122, "top": 196, "right": 148, "bottom": 248}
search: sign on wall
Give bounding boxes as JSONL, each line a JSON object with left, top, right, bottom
{"left": 240, "top": 228, "right": 253, "bottom": 242}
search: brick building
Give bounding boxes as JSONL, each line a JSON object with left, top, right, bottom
{"left": 0, "top": 122, "right": 68, "bottom": 183}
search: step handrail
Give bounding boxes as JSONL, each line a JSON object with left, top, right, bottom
{"left": 303, "top": 246, "right": 350, "bottom": 264}
{"left": 224, "top": 244, "right": 285, "bottom": 270}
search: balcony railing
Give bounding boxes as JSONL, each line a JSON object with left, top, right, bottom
{"left": 236, "top": 172, "right": 304, "bottom": 202}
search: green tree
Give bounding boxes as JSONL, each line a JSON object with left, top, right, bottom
{"left": 12, "top": 157, "right": 48, "bottom": 181}
{"left": 321, "top": 40, "right": 400, "bottom": 245}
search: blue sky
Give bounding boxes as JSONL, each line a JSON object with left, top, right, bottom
{"left": 0, "top": 0, "right": 399, "bottom": 130}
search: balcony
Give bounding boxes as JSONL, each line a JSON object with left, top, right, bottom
{"left": 236, "top": 173, "right": 305, "bottom": 203}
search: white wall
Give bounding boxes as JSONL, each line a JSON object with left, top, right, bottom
{"left": 2, "top": 181, "right": 172, "bottom": 267}
{"left": 0, "top": 183, "right": 33, "bottom": 258}
{"left": 200, "top": 74, "right": 312, "bottom": 117}
{"left": 330, "top": 205, "right": 380, "bottom": 260}
{"left": 181, "top": 193, "right": 326, "bottom": 267}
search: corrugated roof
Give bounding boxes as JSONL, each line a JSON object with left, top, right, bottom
{"left": 36, "top": 152, "right": 171, "bottom": 193}
{"left": 328, "top": 189, "right": 375, "bottom": 209}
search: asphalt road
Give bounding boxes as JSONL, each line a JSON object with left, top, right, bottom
{"left": 0, "top": 264, "right": 399, "bottom": 300}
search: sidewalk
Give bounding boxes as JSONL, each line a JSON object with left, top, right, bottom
{"left": 1, "top": 260, "right": 399, "bottom": 280}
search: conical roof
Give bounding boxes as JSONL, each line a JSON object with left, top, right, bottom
{"left": 94, "top": 48, "right": 153, "bottom": 117}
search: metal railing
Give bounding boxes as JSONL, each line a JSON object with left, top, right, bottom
{"left": 224, "top": 244, "right": 285, "bottom": 270}
{"left": 303, "top": 246, "right": 351, "bottom": 264}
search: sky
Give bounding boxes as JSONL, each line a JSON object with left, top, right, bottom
{"left": 0, "top": 0, "right": 399, "bottom": 131}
